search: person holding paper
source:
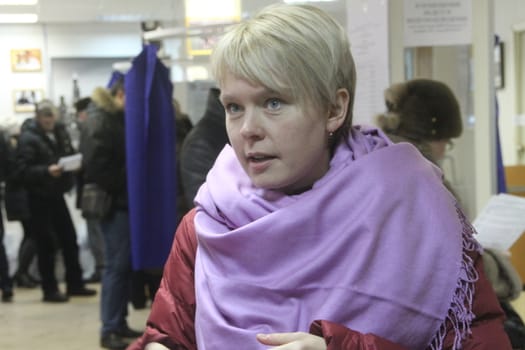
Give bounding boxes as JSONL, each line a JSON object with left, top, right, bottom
{"left": 15, "top": 100, "right": 96, "bottom": 303}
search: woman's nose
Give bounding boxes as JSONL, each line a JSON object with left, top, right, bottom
{"left": 240, "top": 108, "right": 264, "bottom": 139}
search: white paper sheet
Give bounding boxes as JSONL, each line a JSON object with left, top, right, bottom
{"left": 58, "top": 153, "right": 82, "bottom": 172}
{"left": 404, "top": 0, "right": 472, "bottom": 47}
{"left": 472, "top": 193, "right": 525, "bottom": 251}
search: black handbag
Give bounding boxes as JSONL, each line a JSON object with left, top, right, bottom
{"left": 81, "top": 183, "right": 112, "bottom": 219}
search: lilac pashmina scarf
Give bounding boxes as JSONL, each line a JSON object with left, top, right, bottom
{"left": 194, "top": 126, "right": 478, "bottom": 350}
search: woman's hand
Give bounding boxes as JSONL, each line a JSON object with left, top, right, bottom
{"left": 144, "top": 342, "right": 169, "bottom": 350}
{"left": 256, "top": 332, "right": 327, "bottom": 350}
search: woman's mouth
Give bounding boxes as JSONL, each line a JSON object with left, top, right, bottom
{"left": 246, "top": 153, "right": 275, "bottom": 173}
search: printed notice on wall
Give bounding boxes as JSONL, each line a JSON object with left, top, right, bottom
{"left": 404, "top": 0, "right": 472, "bottom": 47}
{"left": 347, "top": 0, "right": 390, "bottom": 126}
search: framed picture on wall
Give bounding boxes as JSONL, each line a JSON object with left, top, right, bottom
{"left": 10, "top": 49, "right": 42, "bottom": 72}
{"left": 13, "top": 89, "right": 44, "bottom": 113}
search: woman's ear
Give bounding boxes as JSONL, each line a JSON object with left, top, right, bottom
{"left": 326, "top": 88, "right": 349, "bottom": 133}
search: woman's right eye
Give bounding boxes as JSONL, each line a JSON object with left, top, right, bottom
{"left": 225, "top": 103, "right": 241, "bottom": 114}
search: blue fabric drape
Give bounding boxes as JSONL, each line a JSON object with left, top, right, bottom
{"left": 107, "top": 71, "right": 125, "bottom": 89}
{"left": 124, "top": 45, "right": 176, "bottom": 270}
{"left": 496, "top": 96, "right": 507, "bottom": 193}
{"left": 495, "top": 35, "right": 507, "bottom": 194}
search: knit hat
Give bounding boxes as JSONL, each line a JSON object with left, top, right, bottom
{"left": 377, "top": 79, "right": 463, "bottom": 141}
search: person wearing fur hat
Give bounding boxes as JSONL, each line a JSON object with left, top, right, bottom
{"left": 377, "top": 78, "right": 462, "bottom": 166}
{"left": 378, "top": 78, "right": 523, "bottom": 348}
{"left": 81, "top": 79, "right": 142, "bottom": 349}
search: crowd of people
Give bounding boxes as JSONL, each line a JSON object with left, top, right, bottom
{"left": 0, "top": 3, "right": 521, "bottom": 350}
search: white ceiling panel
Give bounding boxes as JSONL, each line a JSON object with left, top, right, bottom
{"left": 1, "top": 0, "right": 346, "bottom": 25}
{"left": 35, "top": 0, "right": 185, "bottom": 23}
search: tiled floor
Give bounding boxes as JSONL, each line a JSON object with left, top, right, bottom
{"left": 0, "top": 283, "right": 150, "bottom": 350}
{"left": 0, "top": 194, "right": 150, "bottom": 350}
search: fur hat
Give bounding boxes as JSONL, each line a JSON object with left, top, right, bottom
{"left": 377, "top": 79, "right": 463, "bottom": 141}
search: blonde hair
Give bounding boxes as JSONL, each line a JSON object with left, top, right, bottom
{"left": 211, "top": 4, "right": 356, "bottom": 136}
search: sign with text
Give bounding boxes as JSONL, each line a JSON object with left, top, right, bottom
{"left": 404, "top": 0, "right": 472, "bottom": 47}
{"left": 347, "top": 0, "right": 390, "bottom": 126}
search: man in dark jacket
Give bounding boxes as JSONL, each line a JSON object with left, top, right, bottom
{"left": 81, "top": 81, "right": 142, "bottom": 350}
{"left": 75, "top": 96, "right": 105, "bottom": 283}
{"left": 15, "top": 100, "right": 95, "bottom": 303}
{"left": 180, "top": 87, "right": 228, "bottom": 208}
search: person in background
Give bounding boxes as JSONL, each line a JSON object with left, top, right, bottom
{"left": 376, "top": 77, "right": 519, "bottom": 349}
{"left": 179, "top": 87, "right": 227, "bottom": 208}
{"left": 3, "top": 124, "right": 39, "bottom": 289}
{"left": 0, "top": 130, "right": 13, "bottom": 302}
{"left": 75, "top": 96, "right": 105, "bottom": 283}
{"left": 15, "top": 100, "right": 96, "bottom": 303}
{"left": 172, "top": 99, "right": 193, "bottom": 223}
{"left": 376, "top": 78, "right": 462, "bottom": 179}
{"left": 81, "top": 79, "right": 142, "bottom": 350}
{"left": 129, "top": 4, "right": 510, "bottom": 350}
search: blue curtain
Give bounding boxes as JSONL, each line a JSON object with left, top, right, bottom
{"left": 496, "top": 96, "right": 507, "bottom": 193}
{"left": 124, "top": 45, "right": 177, "bottom": 270}
{"left": 107, "top": 71, "right": 125, "bottom": 89}
{"left": 495, "top": 35, "right": 507, "bottom": 194}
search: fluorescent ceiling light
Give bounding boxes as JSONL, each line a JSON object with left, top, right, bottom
{"left": 97, "top": 14, "right": 152, "bottom": 22}
{"left": 185, "top": 0, "right": 240, "bottom": 23}
{"left": 0, "top": 13, "right": 38, "bottom": 23}
{"left": 284, "top": 0, "right": 336, "bottom": 3}
{"left": 0, "top": 0, "right": 38, "bottom": 5}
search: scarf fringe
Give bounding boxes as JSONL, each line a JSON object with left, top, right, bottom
{"left": 427, "top": 206, "right": 481, "bottom": 350}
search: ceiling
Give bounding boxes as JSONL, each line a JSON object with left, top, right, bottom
{"left": 2, "top": 0, "right": 186, "bottom": 24}
{"left": 0, "top": 0, "right": 346, "bottom": 25}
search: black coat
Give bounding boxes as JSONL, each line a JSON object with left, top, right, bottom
{"left": 3, "top": 133, "right": 30, "bottom": 221}
{"left": 80, "top": 88, "right": 127, "bottom": 211}
{"left": 180, "top": 88, "right": 228, "bottom": 208}
{"left": 15, "top": 119, "right": 75, "bottom": 198}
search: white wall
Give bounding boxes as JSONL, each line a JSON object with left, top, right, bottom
{"left": 0, "top": 24, "right": 47, "bottom": 125}
{"left": 495, "top": 0, "right": 525, "bottom": 165}
{"left": 0, "top": 23, "right": 142, "bottom": 127}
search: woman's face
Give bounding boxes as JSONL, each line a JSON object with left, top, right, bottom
{"left": 220, "top": 73, "right": 336, "bottom": 195}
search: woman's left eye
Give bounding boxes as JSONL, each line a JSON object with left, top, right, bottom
{"left": 266, "top": 98, "right": 282, "bottom": 111}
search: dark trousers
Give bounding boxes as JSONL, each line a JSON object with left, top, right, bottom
{"left": 100, "top": 210, "right": 131, "bottom": 335}
{"left": 16, "top": 219, "right": 37, "bottom": 276}
{"left": 28, "top": 194, "right": 84, "bottom": 294}
{"left": 0, "top": 228, "right": 12, "bottom": 292}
